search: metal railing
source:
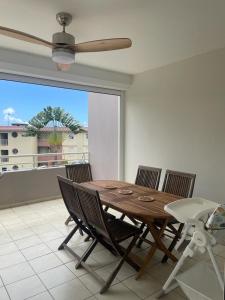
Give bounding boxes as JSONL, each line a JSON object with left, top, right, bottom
{"left": 0, "top": 139, "right": 8, "bottom": 146}
{"left": 0, "top": 152, "right": 89, "bottom": 172}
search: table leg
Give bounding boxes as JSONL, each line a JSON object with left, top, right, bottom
{"left": 149, "top": 223, "right": 177, "bottom": 263}
{"left": 136, "top": 220, "right": 177, "bottom": 279}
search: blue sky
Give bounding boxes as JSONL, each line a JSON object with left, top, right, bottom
{"left": 0, "top": 80, "right": 88, "bottom": 126}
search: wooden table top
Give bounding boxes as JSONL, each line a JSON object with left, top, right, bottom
{"left": 81, "top": 180, "right": 181, "bottom": 223}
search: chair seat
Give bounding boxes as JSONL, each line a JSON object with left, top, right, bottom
{"left": 107, "top": 219, "right": 141, "bottom": 242}
{"left": 104, "top": 211, "right": 116, "bottom": 220}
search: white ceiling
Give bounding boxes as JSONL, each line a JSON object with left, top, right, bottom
{"left": 0, "top": 0, "right": 225, "bottom": 74}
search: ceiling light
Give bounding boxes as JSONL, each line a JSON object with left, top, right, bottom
{"left": 52, "top": 48, "right": 75, "bottom": 64}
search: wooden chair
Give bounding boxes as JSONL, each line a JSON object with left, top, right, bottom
{"left": 135, "top": 165, "right": 162, "bottom": 189}
{"left": 66, "top": 163, "right": 92, "bottom": 183}
{"left": 121, "top": 165, "right": 162, "bottom": 224}
{"left": 73, "top": 183, "right": 142, "bottom": 294}
{"left": 64, "top": 163, "right": 92, "bottom": 225}
{"left": 57, "top": 176, "right": 90, "bottom": 250}
{"left": 138, "top": 169, "right": 196, "bottom": 262}
{"left": 58, "top": 176, "right": 115, "bottom": 251}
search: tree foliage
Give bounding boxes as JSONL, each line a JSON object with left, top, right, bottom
{"left": 26, "top": 106, "right": 82, "bottom": 137}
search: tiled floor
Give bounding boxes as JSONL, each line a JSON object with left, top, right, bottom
{"left": 0, "top": 199, "right": 224, "bottom": 300}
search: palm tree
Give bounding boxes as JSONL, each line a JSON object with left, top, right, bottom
{"left": 26, "top": 106, "right": 81, "bottom": 137}
{"left": 26, "top": 106, "right": 82, "bottom": 165}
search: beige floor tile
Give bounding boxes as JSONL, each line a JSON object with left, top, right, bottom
{"left": 79, "top": 271, "right": 118, "bottom": 295}
{"left": 49, "top": 278, "right": 91, "bottom": 300}
{"left": 0, "top": 251, "right": 26, "bottom": 269}
{"left": 15, "top": 235, "right": 42, "bottom": 250}
{"left": 0, "top": 233, "right": 12, "bottom": 245}
{"left": 95, "top": 262, "right": 135, "bottom": 282}
{"left": 0, "top": 241, "right": 18, "bottom": 255}
{"left": 45, "top": 237, "right": 65, "bottom": 252}
{"left": 26, "top": 291, "right": 53, "bottom": 300}
{"left": 21, "top": 243, "right": 52, "bottom": 260}
{"left": 122, "top": 273, "right": 161, "bottom": 299}
{"left": 213, "top": 244, "right": 225, "bottom": 258}
{"left": 55, "top": 248, "right": 77, "bottom": 263}
{"left": 147, "top": 262, "right": 175, "bottom": 284}
{"left": 146, "top": 289, "right": 186, "bottom": 299}
{"left": 95, "top": 282, "right": 140, "bottom": 300}
{"left": 38, "top": 230, "right": 63, "bottom": 242}
{"left": 29, "top": 253, "right": 62, "bottom": 273}
{"left": 6, "top": 275, "right": 46, "bottom": 300}
{"left": 66, "top": 261, "right": 89, "bottom": 277}
{"left": 0, "top": 261, "right": 35, "bottom": 285}
{"left": 39, "top": 265, "right": 76, "bottom": 289}
{"left": 91, "top": 249, "right": 118, "bottom": 268}
{"left": 8, "top": 228, "right": 34, "bottom": 241}
{"left": 1, "top": 217, "right": 23, "bottom": 227}
{"left": 0, "top": 287, "right": 10, "bottom": 300}
{"left": 30, "top": 224, "right": 56, "bottom": 235}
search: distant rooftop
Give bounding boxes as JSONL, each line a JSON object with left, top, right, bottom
{"left": 0, "top": 125, "right": 88, "bottom": 132}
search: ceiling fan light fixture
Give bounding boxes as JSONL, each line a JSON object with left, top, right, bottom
{"left": 52, "top": 47, "right": 75, "bottom": 64}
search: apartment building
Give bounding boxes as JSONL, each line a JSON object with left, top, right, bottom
{"left": 0, "top": 124, "right": 88, "bottom": 172}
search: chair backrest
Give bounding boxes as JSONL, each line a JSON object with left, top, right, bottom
{"left": 57, "top": 176, "right": 83, "bottom": 220}
{"left": 162, "top": 169, "right": 196, "bottom": 198}
{"left": 65, "top": 163, "right": 92, "bottom": 183}
{"left": 73, "top": 182, "right": 112, "bottom": 241}
{"left": 135, "top": 165, "right": 162, "bottom": 190}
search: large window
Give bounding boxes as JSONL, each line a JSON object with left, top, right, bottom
{"left": 0, "top": 80, "right": 88, "bottom": 172}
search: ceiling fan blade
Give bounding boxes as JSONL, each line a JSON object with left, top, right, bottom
{"left": 0, "top": 26, "right": 53, "bottom": 48}
{"left": 56, "top": 63, "right": 71, "bottom": 71}
{"left": 74, "top": 38, "right": 132, "bottom": 53}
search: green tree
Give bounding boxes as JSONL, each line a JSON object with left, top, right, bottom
{"left": 26, "top": 106, "right": 82, "bottom": 162}
{"left": 26, "top": 106, "right": 81, "bottom": 137}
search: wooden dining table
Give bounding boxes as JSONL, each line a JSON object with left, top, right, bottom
{"left": 81, "top": 179, "right": 181, "bottom": 278}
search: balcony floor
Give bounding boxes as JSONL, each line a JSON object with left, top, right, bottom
{"left": 0, "top": 200, "right": 224, "bottom": 300}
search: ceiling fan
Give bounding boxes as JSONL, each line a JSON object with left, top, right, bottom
{"left": 0, "top": 12, "right": 132, "bottom": 71}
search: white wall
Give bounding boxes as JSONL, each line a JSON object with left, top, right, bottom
{"left": 125, "top": 47, "right": 225, "bottom": 203}
{"left": 88, "top": 93, "right": 119, "bottom": 180}
{"left": 0, "top": 48, "right": 132, "bottom": 91}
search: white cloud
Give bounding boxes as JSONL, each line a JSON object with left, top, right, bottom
{"left": 2, "top": 107, "right": 26, "bottom": 124}
{"left": 3, "top": 107, "right": 15, "bottom": 115}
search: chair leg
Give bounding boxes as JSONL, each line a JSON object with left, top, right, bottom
{"left": 65, "top": 215, "right": 73, "bottom": 225}
{"left": 58, "top": 225, "right": 79, "bottom": 250}
{"left": 79, "top": 228, "right": 84, "bottom": 236}
{"left": 161, "top": 223, "right": 184, "bottom": 263}
{"left": 120, "top": 213, "right": 125, "bottom": 221}
{"left": 100, "top": 235, "right": 139, "bottom": 294}
{"left": 75, "top": 239, "right": 98, "bottom": 269}
{"left": 137, "top": 227, "right": 149, "bottom": 248}
{"left": 104, "top": 206, "right": 109, "bottom": 212}
{"left": 120, "top": 214, "right": 139, "bottom": 226}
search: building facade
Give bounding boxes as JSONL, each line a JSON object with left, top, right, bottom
{"left": 0, "top": 125, "right": 88, "bottom": 172}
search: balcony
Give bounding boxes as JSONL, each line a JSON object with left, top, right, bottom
{"left": 0, "top": 151, "right": 89, "bottom": 209}
{"left": 0, "top": 138, "right": 8, "bottom": 146}
{"left": 0, "top": 151, "right": 88, "bottom": 171}
{"left": 37, "top": 138, "right": 51, "bottom": 147}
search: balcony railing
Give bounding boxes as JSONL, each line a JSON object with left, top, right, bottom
{"left": 0, "top": 152, "right": 89, "bottom": 172}
{"left": 0, "top": 139, "right": 8, "bottom": 146}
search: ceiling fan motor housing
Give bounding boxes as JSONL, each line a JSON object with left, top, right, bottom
{"left": 52, "top": 32, "right": 75, "bottom": 46}
{"left": 52, "top": 32, "right": 75, "bottom": 64}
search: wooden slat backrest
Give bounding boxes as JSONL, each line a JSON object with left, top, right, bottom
{"left": 73, "top": 183, "right": 113, "bottom": 240}
{"left": 57, "top": 176, "right": 83, "bottom": 219}
{"left": 162, "top": 169, "right": 196, "bottom": 198}
{"left": 65, "top": 163, "right": 92, "bottom": 183}
{"left": 135, "top": 165, "right": 162, "bottom": 190}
